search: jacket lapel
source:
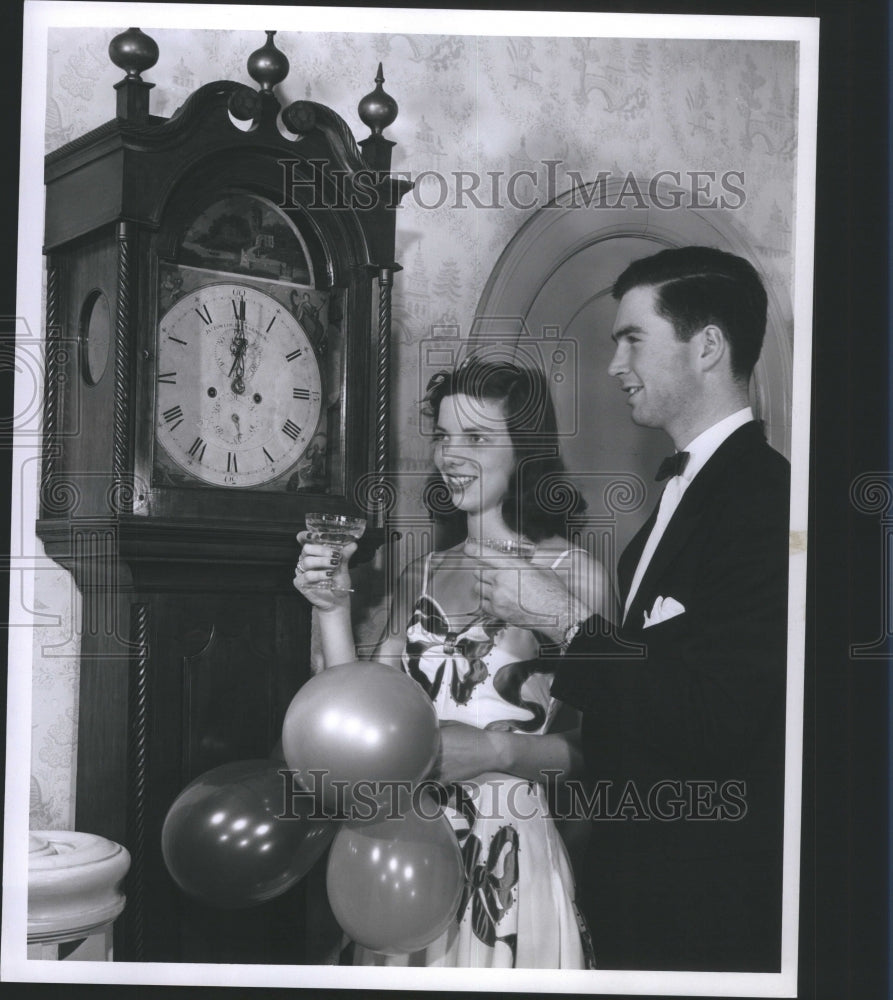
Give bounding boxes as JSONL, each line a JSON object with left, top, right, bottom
{"left": 618, "top": 503, "right": 658, "bottom": 600}
{"left": 622, "top": 421, "right": 767, "bottom": 629}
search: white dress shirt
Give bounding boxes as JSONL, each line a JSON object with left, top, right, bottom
{"left": 622, "top": 407, "right": 754, "bottom": 624}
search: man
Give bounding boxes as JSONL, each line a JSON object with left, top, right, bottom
{"left": 475, "top": 245, "right": 790, "bottom": 971}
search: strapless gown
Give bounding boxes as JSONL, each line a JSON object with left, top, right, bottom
{"left": 353, "top": 552, "right": 595, "bottom": 969}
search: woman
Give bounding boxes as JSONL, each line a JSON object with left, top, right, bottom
{"left": 294, "top": 357, "right": 615, "bottom": 968}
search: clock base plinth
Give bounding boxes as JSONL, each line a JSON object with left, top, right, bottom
{"left": 36, "top": 517, "right": 325, "bottom": 963}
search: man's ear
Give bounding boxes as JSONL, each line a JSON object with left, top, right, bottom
{"left": 697, "top": 324, "right": 727, "bottom": 372}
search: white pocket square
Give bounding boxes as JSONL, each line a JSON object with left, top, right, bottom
{"left": 642, "top": 595, "right": 686, "bottom": 629}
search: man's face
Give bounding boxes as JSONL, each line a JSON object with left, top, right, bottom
{"left": 608, "top": 285, "right": 701, "bottom": 441}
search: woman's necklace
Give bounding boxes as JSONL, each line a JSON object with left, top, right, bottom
{"left": 465, "top": 536, "right": 537, "bottom": 559}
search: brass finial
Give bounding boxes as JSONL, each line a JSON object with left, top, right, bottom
{"left": 109, "top": 27, "right": 159, "bottom": 80}
{"left": 247, "top": 30, "right": 289, "bottom": 93}
{"left": 358, "top": 63, "right": 398, "bottom": 136}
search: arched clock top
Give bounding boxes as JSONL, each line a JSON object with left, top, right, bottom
{"left": 281, "top": 100, "right": 369, "bottom": 176}
{"left": 44, "top": 28, "right": 413, "bottom": 259}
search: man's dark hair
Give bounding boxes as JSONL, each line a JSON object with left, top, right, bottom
{"left": 612, "top": 245, "right": 769, "bottom": 379}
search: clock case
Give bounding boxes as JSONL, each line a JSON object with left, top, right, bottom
{"left": 37, "top": 30, "right": 410, "bottom": 963}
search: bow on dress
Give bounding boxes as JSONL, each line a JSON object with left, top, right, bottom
{"left": 403, "top": 595, "right": 502, "bottom": 704}
{"left": 457, "top": 824, "right": 520, "bottom": 958}
{"left": 403, "top": 595, "right": 552, "bottom": 731}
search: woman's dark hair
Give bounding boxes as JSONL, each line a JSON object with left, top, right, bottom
{"left": 420, "top": 356, "right": 586, "bottom": 545}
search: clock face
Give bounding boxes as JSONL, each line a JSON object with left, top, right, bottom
{"left": 155, "top": 283, "right": 324, "bottom": 488}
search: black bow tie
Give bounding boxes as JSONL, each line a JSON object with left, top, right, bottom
{"left": 655, "top": 451, "right": 690, "bottom": 482}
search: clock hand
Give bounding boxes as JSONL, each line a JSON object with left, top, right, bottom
{"left": 229, "top": 312, "right": 248, "bottom": 391}
{"left": 231, "top": 348, "right": 247, "bottom": 394}
{"left": 229, "top": 317, "right": 246, "bottom": 367}
{"left": 228, "top": 341, "right": 246, "bottom": 378}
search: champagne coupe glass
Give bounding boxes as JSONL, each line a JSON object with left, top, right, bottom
{"left": 304, "top": 513, "right": 367, "bottom": 596}
{"left": 468, "top": 538, "right": 536, "bottom": 627}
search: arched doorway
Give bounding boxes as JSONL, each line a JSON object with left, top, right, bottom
{"left": 472, "top": 182, "right": 793, "bottom": 556}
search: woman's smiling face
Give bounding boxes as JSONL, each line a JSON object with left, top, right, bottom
{"left": 432, "top": 393, "right": 516, "bottom": 516}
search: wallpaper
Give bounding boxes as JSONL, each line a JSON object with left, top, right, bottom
{"left": 31, "top": 25, "right": 799, "bottom": 831}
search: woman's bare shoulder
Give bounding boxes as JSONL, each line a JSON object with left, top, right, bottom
{"left": 533, "top": 539, "right": 612, "bottom": 581}
{"left": 397, "top": 551, "right": 430, "bottom": 582}
{"left": 533, "top": 536, "right": 589, "bottom": 561}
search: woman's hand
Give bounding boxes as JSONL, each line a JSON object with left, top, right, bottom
{"left": 292, "top": 530, "right": 358, "bottom": 612}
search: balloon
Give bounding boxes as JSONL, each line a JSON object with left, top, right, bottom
{"left": 281, "top": 661, "right": 439, "bottom": 814}
{"left": 161, "top": 759, "right": 335, "bottom": 909}
{"left": 326, "top": 794, "right": 464, "bottom": 954}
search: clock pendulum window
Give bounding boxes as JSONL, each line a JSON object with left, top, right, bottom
{"left": 38, "top": 27, "right": 412, "bottom": 964}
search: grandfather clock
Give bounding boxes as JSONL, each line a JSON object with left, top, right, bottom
{"left": 38, "top": 28, "right": 411, "bottom": 963}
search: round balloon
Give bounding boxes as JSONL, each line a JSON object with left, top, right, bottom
{"left": 281, "top": 661, "right": 438, "bottom": 814}
{"left": 161, "top": 759, "right": 335, "bottom": 909}
{"left": 326, "top": 794, "right": 464, "bottom": 954}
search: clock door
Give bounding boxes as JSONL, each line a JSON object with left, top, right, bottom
{"left": 151, "top": 191, "right": 345, "bottom": 501}
{"left": 127, "top": 587, "right": 342, "bottom": 964}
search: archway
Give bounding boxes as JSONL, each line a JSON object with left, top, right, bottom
{"left": 472, "top": 182, "right": 793, "bottom": 555}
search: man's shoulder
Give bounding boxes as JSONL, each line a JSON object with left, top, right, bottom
{"left": 735, "top": 431, "right": 789, "bottom": 479}
{"left": 687, "top": 427, "right": 790, "bottom": 541}
{"left": 710, "top": 423, "right": 790, "bottom": 496}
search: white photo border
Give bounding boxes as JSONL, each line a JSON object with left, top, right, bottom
{"left": 4, "top": 3, "right": 818, "bottom": 995}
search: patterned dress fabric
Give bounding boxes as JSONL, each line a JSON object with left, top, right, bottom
{"left": 354, "top": 553, "right": 595, "bottom": 969}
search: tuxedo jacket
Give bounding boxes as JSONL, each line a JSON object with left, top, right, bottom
{"left": 551, "top": 421, "right": 790, "bottom": 971}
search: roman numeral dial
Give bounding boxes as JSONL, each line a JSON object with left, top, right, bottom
{"left": 155, "top": 281, "right": 324, "bottom": 488}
